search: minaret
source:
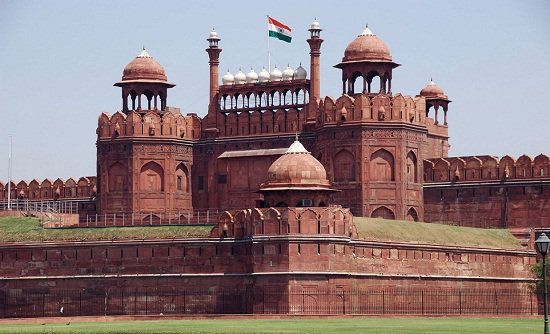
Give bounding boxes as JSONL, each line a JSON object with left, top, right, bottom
{"left": 307, "top": 19, "right": 323, "bottom": 124}
{"left": 206, "top": 29, "right": 222, "bottom": 133}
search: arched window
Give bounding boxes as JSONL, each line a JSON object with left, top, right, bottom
{"left": 406, "top": 207, "right": 418, "bottom": 222}
{"left": 406, "top": 151, "right": 418, "bottom": 183}
{"left": 140, "top": 161, "right": 164, "bottom": 192}
{"left": 370, "top": 149, "right": 395, "bottom": 181}
{"left": 371, "top": 206, "right": 395, "bottom": 220}
{"left": 334, "top": 150, "right": 355, "bottom": 182}
{"left": 108, "top": 162, "right": 127, "bottom": 192}
{"left": 175, "top": 163, "right": 189, "bottom": 192}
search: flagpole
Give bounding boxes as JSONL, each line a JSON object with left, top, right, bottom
{"left": 267, "top": 15, "right": 271, "bottom": 71}
{"left": 7, "top": 135, "right": 12, "bottom": 210}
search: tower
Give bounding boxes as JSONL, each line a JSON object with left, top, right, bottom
{"left": 315, "top": 25, "right": 424, "bottom": 221}
{"left": 205, "top": 29, "right": 222, "bottom": 136}
{"left": 96, "top": 50, "right": 195, "bottom": 220}
{"left": 306, "top": 19, "right": 323, "bottom": 124}
{"left": 419, "top": 80, "right": 452, "bottom": 158}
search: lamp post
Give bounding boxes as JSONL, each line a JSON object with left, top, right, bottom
{"left": 535, "top": 232, "right": 550, "bottom": 334}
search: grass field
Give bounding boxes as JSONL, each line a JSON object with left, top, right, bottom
{"left": 0, "top": 217, "right": 213, "bottom": 242}
{"left": 353, "top": 217, "right": 522, "bottom": 249}
{"left": 0, "top": 216, "right": 522, "bottom": 250}
{"left": 0, "top": 317, "right": 540, "bottom": 334}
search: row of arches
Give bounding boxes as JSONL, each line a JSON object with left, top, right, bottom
{"left": 328, "top": 149, "right": 418, "bottom": 183}
{"left": 107, "top": 161, "right": 190, "bottom": 193}
{"left": 122, "top": 88, "right": 167, "bottom": 112}
{"left": 220, "top": 88, "right": 309, "bottom": 111}
{"left": 424, "top": 154, "right": 550, "bottom": 182}
{"left": 342, "top": 70, "right": 391, "bottom": 96}
{"left": 221, "top": 108, "right": 306, "bottom": 137}
{"left": 371, "top": 206, "right": 418, "bottom": 222}
{"left": 0, "top": 177, "right": 96, "bottom": 200}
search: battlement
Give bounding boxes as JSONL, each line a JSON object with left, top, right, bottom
{"left": 97, "top": 109, "right": 201, "bottom": 141}
{"left": 0, "top": 177, "right": 96, "bottom": 201}
{"left": 319, "top": 93, "right": 442, "bottom": 128}
{"left": 424, "top": 154, "right": 550, "bottom": 182}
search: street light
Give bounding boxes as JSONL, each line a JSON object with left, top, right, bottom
{"left": 535, "top": 232, "right": 550, "bottom": 334}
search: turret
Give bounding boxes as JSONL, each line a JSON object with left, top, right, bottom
{"left": 206, "top": 29, "right": 222, "bottom": 132}
{"left": 307, "top": 19, "right": 323, "bottom": 123}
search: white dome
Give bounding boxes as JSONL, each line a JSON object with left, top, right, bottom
{"left": 208, "top": 30, "right": 219, "bottom": 40}
{"left": 246, "top": 68, "right": 258, "bottom": 83}
{"left": 310, "top": 19, "right": 321, "bottom": 30}
{"left": 282, "top": 65, "right": 294, "bottom": 81}
{"left": 234, "top": 69, "right": 246, "bottom": 84}
{"left": 258, "top": 68, "right": 270, "bottom": 83}
{"left": 270, "top": 66, "right": 282, "bottom": 81}
{"left": 294, "top": 63, "right": 307, "bottom": 80}
{"left": 222, "top": 70, "right": 234, "bottom": 85}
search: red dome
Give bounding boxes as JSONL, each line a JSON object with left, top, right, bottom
{"left": 121, "top": 49, "right": 168, "bottom": 82}
{"left": 261, "top": 140, "right": 332, "bottom": 190}
{"left": 420, "top": 81, "right": 448, "bottom": 99}
{"left": 343, "top": 27, "right": 392, "bottom": 63}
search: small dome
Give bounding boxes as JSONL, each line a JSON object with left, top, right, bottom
{"left": 342, "top": 26, "right": 392, "bottom": 63}
{"left": 294, "top": 63, "right": 307, "bottom": 80}
{"left": 262, "top": 139, "right": 331, "bottom": 188}
{"left": 270, "top": 66, "right": 282, "bottom": 81}
{"left": 121, "top": 49, "right": 168, "bottom": 82}
{"left": 234, "top": 69, "right": 246, "bottom": 84}
{"left": 222, "top": 70, "right": 234, "bottom": 85}
{"left": 310, "top": 19, "right": 321, "bottom": 30}
{"left": 258, "top": 68, "right": 270, "bottom": 83}
{"left": 246, "top": 68, "right": 258, "bottom": 83}
{"left": 208, "top": 30, "right": 219, "bottom": 40}
{"left": 419, "top": 80, "right": 448, "bottom": 99}
{"left": 282, "top": 65, "right": 294, "bottom": 81}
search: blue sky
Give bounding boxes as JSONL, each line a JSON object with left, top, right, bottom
{"left": 0, "top": 0, "right": 549, "bottom": 181}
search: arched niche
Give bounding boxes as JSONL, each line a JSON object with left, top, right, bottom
{"left": 334, "top": 150, "right": 356, "bottom": 182}
{"left": 140, "top": 161, "right": 164, "bottom": 192}
{"left": 371, "top": 206, "right": 395, "bottom": 220}
{"left": 175, "top": 163, "right": 189, "bottom": 192}
{"left": 406, "top": 151, "right": 418, "bottom": 183}
{"left": 370, "top": 149, "right": 395, "bottom": 181}
{"left": 406, "top": 207, "right": 418, "bottom": 222}
{"left": 108, "top": 162, "right": 127, "bottom": 192}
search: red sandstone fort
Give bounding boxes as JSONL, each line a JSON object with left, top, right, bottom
{"left": 0, "top": 20, "right": 549, "bottom": 317}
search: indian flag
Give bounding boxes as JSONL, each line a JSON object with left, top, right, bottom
{"left": 268, "top": 16, "right": 292, "bottom": 43}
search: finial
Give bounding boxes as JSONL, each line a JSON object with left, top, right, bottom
{"left": 295, "top": 132, "right": 299, "bottom": 141}
{"left": 142, "top": 45, "right": 145, "bottom": 51}
{"left": 366, "top": 23, "right": 368, "bottom": 28}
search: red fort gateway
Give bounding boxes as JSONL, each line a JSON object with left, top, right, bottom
{"left": 1, "top": 21, "right": 549, "bottom": 317}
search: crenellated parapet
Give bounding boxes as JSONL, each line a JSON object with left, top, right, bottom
{"left": 0, "top": 177, "right": 96, "bottom": 201}
{"left": 210, "top": 206, "right": 354, "bottom": 239}
{"left": 424, "top": 154, "right": 550, "bottom": 182}
{"left": 97, "top": 108, "right": 201, "bottom": 141}
{"left": 318, "top": 93, "right": 431, "bottom": 126}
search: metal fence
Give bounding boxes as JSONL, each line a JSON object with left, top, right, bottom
{"left": 0, "top": 199, "right": 83, "bottom": 214}
{"left": 0, "top": 287, "right": 536, "bottom": 318}
{"left": 80, "top": 210, "right": 221, "bottom": 227}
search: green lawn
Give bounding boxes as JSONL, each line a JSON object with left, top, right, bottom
{"left": 0, "top": 217, "right": 213, "bottom": 242}
{"left": 0, "top": 317, "right": 541, "bottom": 334}
{"left": 354, "top": 217, "right": 523, "bottom": 249}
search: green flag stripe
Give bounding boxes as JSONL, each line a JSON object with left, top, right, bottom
{"left": 268, "top": 30, "right": 292, "bottom": 43}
